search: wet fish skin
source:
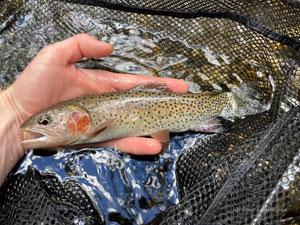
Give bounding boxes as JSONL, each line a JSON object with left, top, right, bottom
{"left": 76, "top": 88, "right": 228, "bottom": 142}
{"left": 21, "top": 82, "right": 263, "bottom": 148}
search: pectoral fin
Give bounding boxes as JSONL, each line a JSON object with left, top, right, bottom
{"left": 86, "top": 119, "right": 116, "bottom": 138}
{"left": 191, "top": 118, "right": 223, "bottom": 133}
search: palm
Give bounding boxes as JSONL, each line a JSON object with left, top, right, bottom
{"left": 12, "top": 35, "right": 115, "bottom": 116}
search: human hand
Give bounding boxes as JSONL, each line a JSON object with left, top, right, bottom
{"left": 5, "top": 34, "right": 188, "bottom": 155}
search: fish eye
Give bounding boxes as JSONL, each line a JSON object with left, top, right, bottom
{"left": 38, "top": 114, "right": 51, "bottom": 126}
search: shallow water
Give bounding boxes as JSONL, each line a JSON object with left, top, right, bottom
{"left": 0, "top": 12, "right": 280, "bottom": 107}
{"left": 0, "top": 2, "right": 289, "bottom": 96}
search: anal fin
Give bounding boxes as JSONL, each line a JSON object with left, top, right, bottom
{"left": 191, "top": 118, "right": 223, "bottom": 133}
{"left": 150, "top": 129, "right": 170, "bottom": 154}
{"left": 150, "top": 129, "right": 170, "bottom": 143}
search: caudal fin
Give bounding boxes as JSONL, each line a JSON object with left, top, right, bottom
{"left": 220, "top": 84, "right": 266, "bottom": 120}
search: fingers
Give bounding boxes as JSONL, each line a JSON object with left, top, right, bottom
{"left": 75, "top": 137, "right": 162, "bottom": 155}
{"left": 38, "top": 34, "right": 114, "bottom": 64}
{"left": 81, "top": 69, "right": 189, "bottom": 93}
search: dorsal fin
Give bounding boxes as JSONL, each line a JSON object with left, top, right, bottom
{"left": 130, "top": 82, "right": 172, "bottom": 93}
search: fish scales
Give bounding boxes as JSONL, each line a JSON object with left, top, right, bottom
{"left": 21, "top": 82, "right": 264, "bottom": 149}
{"left": 64, "top": 90, "right": 229, "bottom": 143}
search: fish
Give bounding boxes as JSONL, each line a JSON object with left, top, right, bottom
{"left": 21, "top": 82, "right": 264, "bottom": 149}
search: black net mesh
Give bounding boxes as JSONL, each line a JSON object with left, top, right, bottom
{"left": 0, "top": 0, "right": 300, "bottom": 224}
{"left": 0, "top": 169, "right": 104, "bottom": 225}
{"left": 157, "top": 106, "right": 300, "bottom": 224}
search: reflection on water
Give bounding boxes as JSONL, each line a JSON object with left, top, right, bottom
{"left": 16, "top": 134, "right": 207, "bottom": 224}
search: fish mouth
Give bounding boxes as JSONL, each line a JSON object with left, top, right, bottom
{"left": 21, "top": 128, "right": 58, "bottom": 149}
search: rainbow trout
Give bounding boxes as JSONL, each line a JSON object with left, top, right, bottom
{"left": 21, "top": 82, "right": 264, "bottom": 148}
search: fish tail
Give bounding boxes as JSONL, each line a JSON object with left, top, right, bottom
{"left": 220, "top": 84, "right": 265, "bottom": 120}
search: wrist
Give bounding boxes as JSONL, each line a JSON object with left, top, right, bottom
{"left": 0, "top": 88, "right": 28, "bottom": 186}
{"left": 1, "top": 87, "right": 30, "bottom": 125}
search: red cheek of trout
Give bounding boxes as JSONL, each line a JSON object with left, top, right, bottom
{"left": 67, "top": 112, "right": 91, "bottom": 134}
